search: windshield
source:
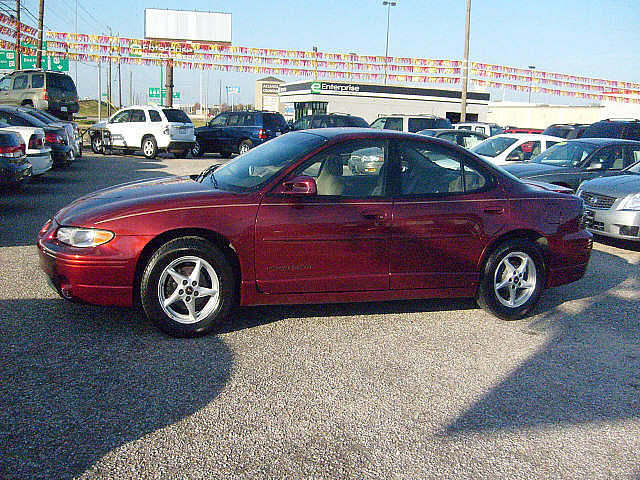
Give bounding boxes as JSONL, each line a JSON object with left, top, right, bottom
{"left": 471, "top": 136, "right": 517, "bottom": 157}
{"left": 204, "top": 132, "right": 326, "bottom": 191}
{"left": 530, "top": 141, "right": 596, "bottom": 167}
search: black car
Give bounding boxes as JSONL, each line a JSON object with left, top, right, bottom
{"left": 0, "top": 130, "right": 31, "bottom": 188}
{"left": 0, "top": 106, "right": 72, "bottom": 166}
{"left": 418, "top": 128, "right": 488, "bottom": 149}
{"left": 191, "top": 110, "right": 289, "bottom": 158}
{"left": 582, "top": 119, "right": 640, "bottom": 141}
{"left": 291, "top": 113, "right": 369, "bottom": 130}
{"left": 502, "top": 138, "right": 640, "bottom": 191}
{"left": 542, "top": 123, "right": 589, "bottom": 139}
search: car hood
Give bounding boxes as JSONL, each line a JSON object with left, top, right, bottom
{"left": 580, "top": 174, "right": 640, "bottom": 197}
{"left": 501, "top": 162, "right": 569, "bottom": 178}
{"left": 54, "top": 175, "right": 226, "bottom": 227}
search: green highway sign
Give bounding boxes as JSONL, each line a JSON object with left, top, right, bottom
{"left": 0, "top": 50, "right": 17, "bottom": 70}
{"left": 0, "top": 41, "right": 69, "bottom": 72}
{"left": 148, "top": 87, "right": 180, "bottom": 99}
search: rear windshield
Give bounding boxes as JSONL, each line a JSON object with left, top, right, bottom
{"left": 263, "top": 113, "right": 288, "bottom": 130}
{"left": 583, "top": 122, "right": 625, "bottom": 139}
{"left": 162, "top": 109, "right": 192, "bottom": 123}
{"left": 47, "top": 73, "right": 77, "bottom": 94}
{"left": 408, "top": 117, "right": 452, "bottom": 132}
{"left": 0, "top": 132, "right": 21, "bottom": 146}
{"left": 471, "top": 136, "right": 518, "bottom": 157}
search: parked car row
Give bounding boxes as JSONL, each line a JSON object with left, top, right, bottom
{"left": 0, "top": 105, "right": 82, "bottom": 188}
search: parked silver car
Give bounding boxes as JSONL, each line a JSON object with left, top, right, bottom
{"left": 577, "top": 161, "right": 640, "bottom": 241}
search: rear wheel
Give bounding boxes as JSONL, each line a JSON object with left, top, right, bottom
{"left": 140, "top": 237, "right": 235, "bottom": 337}
{"left": 476, "top": 238, "right": 545, "bottom": 320}
{"left": 191, "top": 139, "right": 204, "bottom": 157}
{"left": 142, "top": 136, "right": 158, "bottom": 159}
{"left": 238, "top": 139, "right": 252, "bottom": 155}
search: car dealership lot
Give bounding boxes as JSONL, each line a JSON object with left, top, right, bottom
{"left": 1, "top": 154, "right": 640, "bottom": 479}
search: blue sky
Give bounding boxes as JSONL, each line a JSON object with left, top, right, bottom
{"left": 19, "top": 0, "right": 640, "bottom": 106}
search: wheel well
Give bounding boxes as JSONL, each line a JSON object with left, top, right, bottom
{"left": 133, "top": 228, "right": 241, "bottom": 307}
{"left": 479, "top": 229, "right": 549, "bottom": 273}
{"left": 141, "top": 134, "right": 156, "bottom": 147}
{"left": 21, "top": 100, "right": 34, "bottom": 106}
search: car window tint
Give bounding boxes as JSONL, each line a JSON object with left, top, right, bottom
{"left": 297, "top": 140, "right": 387, "bottom": 197}
{"left": 210, "top": 113, "right": 228, "bottom": 127}
{"left": 148, "top": 110, "right": 162, "bottom": 122}
{"left": 263, "top": 113, "right": 287, "bottom": 130}
{"left": 463, "top": 162, "right": 489, "bottom": 192}
{"left": 227, "top": 113, "right": 241, "bottom": 126}
{"left": 162, "top": 108, "right": 191, "bottom": 123}
{"left": 111, "top": 110, "right": 130, "bottom": 123}
{"left": 507, "top": 141, "right": 541, "bottom": 161}
{"left": 626, "top": 146, "right": 640, "bottom": 165}
{"left": 13, "top": 75, "right": 28, "bottom": 90}
{"left": 129, "top": 109, "right": 146, "bottom": 122}
{"left": 385, "top": 118, "right": 403, "bottom": 131}
{"left": 31, "top": 74, "right": 44, "bottom": 88}
{"left": 625, "top": 124, "right": 640, "bottom": 141}
{"left": 609, "top": 146, "right": 626, "bottom": 170}
{"left": 243, "top": 112, "right": 259, "bottom": 126}
{"left": 438, "top": 132, "right": 457, "bottom": 143}
{"left": 587, "top": 147, "right": 614, "bottom": 169}
{"left": 396, "top": 141, "right": 464, "bottom": 195}
{"left": 370, "top": 118, "right": 386, "bottom": 129}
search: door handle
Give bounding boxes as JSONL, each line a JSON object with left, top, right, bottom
{"left": 483, "top": 207, "right": 505, "bottom": 215}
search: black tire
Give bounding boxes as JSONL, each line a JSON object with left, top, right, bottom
{"left": 476, "top": 238, "right": 546, "bottom": 320}
{"left": 219, "top": 150, "right": 232, "bottom": 158}
{"left": 238, "top": 139, "right": 252, "bottom": 155}
{"left": 140, "top": 237, "right": 235, "bottom": 337}
{"left": 91, "top": 135, "right": 103, "bottom": 154}
{"left": 176, "top": 149, "right": 190, "bottom": 159}
{"left": 191, "top": 139, "right": 204, "bottom": 157}
{"left": 142, "top": 136, "right": 158, "bottom": 159}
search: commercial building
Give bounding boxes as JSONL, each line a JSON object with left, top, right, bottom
{"left": 277, "top": 80, "right": 490, "bottom": 123}
{"left": 254, "top": 76, "right": 284, "bottom": 113}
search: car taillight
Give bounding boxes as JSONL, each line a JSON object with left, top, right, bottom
{"left": 45, "top": 132, "right": 65, "bottom": 145}
{"left": 29, "top": 134, "right": 44, "bottom": 149}
{"left": 42, "top": 90, "right": 49, "bottom": 101}
{"left": 258, "top": 128, "right": 267, "bottom": 139}
{"left": 0, "top": 144, "right": 24, "bottom": 159}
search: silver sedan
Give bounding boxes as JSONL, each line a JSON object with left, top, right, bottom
{"left": 577, "top": 161, "right": 640, "bottom": 241}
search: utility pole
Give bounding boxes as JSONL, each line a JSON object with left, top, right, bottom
{"left": 129, "top": 70, "right": 132, "bottom": 105}
{"left": 15, "top": 0, "right": 21, "bottom": 69}
{"left": 74, "top": 0, "right": 78, "bottom": 86}
{"left": 97, "top": 62, "right": 101, "bottom": 121}
{"left": 382, "top": 1, "right": 396, "bottom": 84}
{"left": 199, "top": 71, "right": 203, "bottom": 114}
{"left": 460, "top": 0, "right": 471, "bottom": 122}
{"left": 165, "top": 62, "right": 173, "bottom": 107}
{"left": 117, "top": 56, "right": 121, "bottom": 107}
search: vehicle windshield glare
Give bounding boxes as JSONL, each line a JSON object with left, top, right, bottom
{"left": 204, "top": 132, "right": 326, "bottom": 191}
{"left": 530, "top": 141, "right": 596, "bottom": 167}
{"left": 471, "top": 136, "right": 517, "bottom": 157}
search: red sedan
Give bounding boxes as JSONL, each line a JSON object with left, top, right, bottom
{"left": 38, "top": 129, "right": 593, "bottom": 337}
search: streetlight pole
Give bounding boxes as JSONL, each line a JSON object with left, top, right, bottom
{"left": 460, "top": 0, "right": 471, "bottom": 122}
{"left": 383, "top": 1, "right": 396, "bottom": 84}
{"left": 528, "top": 65, "right": 536, "bottom": 103}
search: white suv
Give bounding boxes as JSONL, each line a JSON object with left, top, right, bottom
{"left": 89, "top": 105, "right": 195, "bottom": 158}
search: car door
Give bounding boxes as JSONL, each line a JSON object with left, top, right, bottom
{"left": 11, "top": 74, "right": 28, "bottom": 105}
{"left": 201, "top": 112, "right": 228, "bottom": 151}
{"left": 107, "top": 110, "right": 131, "bottom": 147}
{"left": 577, "top": 146, "right": 623, "bottom": 187}
{"left": 0, "top": 76, "right": 12, "bottom": 105}
{"left": 125, "top": 109, "right": 147, "bottom": 147}
{"left": 390, "top": 139, "right": 508, "bottom": 290}
{"left": 254, "top": 138, "right": 392, "bottom": 294}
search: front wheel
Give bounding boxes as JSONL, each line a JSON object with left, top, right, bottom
{"left": 91, "top": 135, "right": 103, "bottom": 154}
{"left": 140, "top": 237, "right": 235, "bottom": 337}
{"left": 142, "top": 136, "right": 158, "bottom": 159}
{"left": 476, "top": 239, "right": 545, "bottom": 320}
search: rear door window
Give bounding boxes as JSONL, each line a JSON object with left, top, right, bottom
{"left": 385, "top": 118, "right": 403, "bottom": 131}
{"left": 227, "top": 113, "right": 241, "bottom": 126}
{"left": 148, "top": 110, "right": 162, "bottom": 122}
{"left": 129, "top": 109, "right": 146, "bottom": 122}
{"left": 31, "top": 74, "right": 44, "bottom": 89}
{"left": 12, "top": 75, "right": 28, "bottom": 90}
{"left": 210, "top": 113, "right": 228, "bottom": 127}
{"left": 408, "top": 118, "right": 431, "bottom": 132}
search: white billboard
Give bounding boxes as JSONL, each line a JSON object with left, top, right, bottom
{"left": 144, "top": 9, "right": 232, "bottom": 43}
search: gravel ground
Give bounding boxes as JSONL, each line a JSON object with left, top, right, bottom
{"left": 1, "top": 153, "right": 639, "bottom": 479}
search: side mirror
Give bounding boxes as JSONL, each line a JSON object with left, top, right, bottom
{"left": 280, "top": 175, "right": 317, "bottom": 196}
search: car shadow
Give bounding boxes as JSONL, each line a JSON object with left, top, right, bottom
{"left": 0, "top": 298, "right": 233, "bottom": 480}
{"left": 0, "top": 155, "right": 174, "bottom": 248}
{"left": 592, "top": 233, "right": 640, "bottom": 252}
{"left": 444, "top": 246, "right": 640, "bottom": 435}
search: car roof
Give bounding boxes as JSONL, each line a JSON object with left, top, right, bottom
{"left": 562, "top": 137, "right": 640, "bottom": 146}
{"left": 491, "top": 133, "right": 564, "bottom": 140}
{"left": 298, "top": 127, "right": 453, "bottom": 141}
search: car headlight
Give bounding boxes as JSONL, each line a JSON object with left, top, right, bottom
{"left": 56, "top": 227, "right": 114, "bottom": 247}
{"left": 617, "top": 193, "right": 640, "bottom": 211}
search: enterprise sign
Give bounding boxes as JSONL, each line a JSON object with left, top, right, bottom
{"left": 310, "top": 82, "right": 360, "bottom": 94}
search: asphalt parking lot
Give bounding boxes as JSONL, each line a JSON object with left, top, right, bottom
{"left": 1, "top": 153, "right": 640, "bottom": 479}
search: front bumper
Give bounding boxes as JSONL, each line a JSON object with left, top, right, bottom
{"left": 584, "top": 206, "right": 640, "bottom": 242}
{"left": 37, "top": 221, "right": 152, "bottom": 307}
{"left": 546, "top": 229, "right": 593, "bottom": 288}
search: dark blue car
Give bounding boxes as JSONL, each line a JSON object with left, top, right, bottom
{"left": 191, "top": 110, "right": 289, "bottom": 158}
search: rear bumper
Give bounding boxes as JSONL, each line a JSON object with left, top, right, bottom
{"left": 546, "top": 230, "right": 593, "bottom": 288}
{"left": 50, "top": 145, "right": 72, "bottom": 164}
{"left": 27, "top": 151, "right": 53, "bottom": 175}
{"left": 0, "top": 160, "right": 32, "bottom": 186}
{"left": 166, "top": 141, "right": 195, "bottom": 152}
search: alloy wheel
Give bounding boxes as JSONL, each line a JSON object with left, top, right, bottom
{"left": 493, "top": 251, "right": 537, "bottom": 308}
